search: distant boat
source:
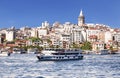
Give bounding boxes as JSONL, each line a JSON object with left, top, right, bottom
{"left": 0, "top": 50, "right": 10, "bottom": 56}
{"left": 13, "top": 48, "right": 27, "bottom": 54}
{"left": 20, "top": 50, "right": 27, "bottom": 54}
{"left": 110, "top": 49, "right": 118, "bottom": 54}
{"left": 36, "top": 48, "right": 83, "bottom": 61}
{"left": 13, "top": 48, "right": 21, "bottom": 54}
{"left": 27, "top": 48, "right": 40, "bottom": 54}
{"left": 83, "top": 50, "right": 95, "bottom": 54}
{"left": 96, "top": 49, "right": 110, "bottom": 55}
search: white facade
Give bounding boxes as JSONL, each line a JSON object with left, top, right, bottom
{"left": 0, "top": 34, "right": 3, "bottom": 44}
{"left": 61, "top": 34, "right": 71, "bottom": 42}
{"left": 30, "top": 28, "right": 38, "bottom": 37}
{"left": 113, "top": 33, "right": 120, "bottom": 42}
{"left": 52, "top": 38, "right": 60, "bottom": 47}
{"left": 71, "top": 26, "right": 83, "bottom": 43}
{"left": 54, "top": 26, "right": 64, "bottom": 34}
{"left": 5, "top": 30, "right": 15, "bottom": 41}
{"left": 38, "top": 29, "right": 48, "bottom": 38}
{"left": 105, "top": 31, "right": 112, "bottom": 43}
{"left": 41, "top": 21, "right": 50, "bottom": 28}
{"left": 81, "top": 30, "right": 87, "bottom": 42}
{"left": 86, "top": 29, "right": 100, "bottom": 41}
{"left": 63, "top": 22, "right": 73, "bottom": 34}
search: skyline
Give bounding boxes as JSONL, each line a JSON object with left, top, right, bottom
{"left": 0, "top": 0, "right": 120, "bottom": 28}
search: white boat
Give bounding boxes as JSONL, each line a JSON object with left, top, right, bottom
{"left": 0, "top": 51, "right": 10, "bottom": 56}
{"left": 27, "top": 48, "right": 40, "bottom": 54}
{"left": 36, "top": 48, "right": 83, "bottom": 61}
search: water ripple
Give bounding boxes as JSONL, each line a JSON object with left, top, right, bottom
{"left": 0, "top": 54, "right": 120, "bottom": 78}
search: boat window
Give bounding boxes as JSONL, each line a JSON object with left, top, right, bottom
{"left": 52, "top": 53, "right": 65, "bottom": 55}
{"left": 41, "top": 57, "right": 43, "bottom": 59}
{"left": 73, "top": 56, "right": 75, "bottom": 58}
{"left": 45, "top": 56, "right": 51, "bottom": 58}
{"left": 65, "top": 53, "right": 79, "bottom": 55}
{"left": 75, "top": 49, "right": 78, "bottom": 51}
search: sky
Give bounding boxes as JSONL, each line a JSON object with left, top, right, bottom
{"left": 0, "top": 0, "right": 120, "bottom": 28}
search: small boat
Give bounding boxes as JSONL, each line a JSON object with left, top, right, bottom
{"left": 13, "top": 48, "right": 21, "bottom": 54}
{"left": 97, "top": 49, "right": 110, "bottom": 55}
{"left": 13, "top": 48, "right": 27, "bottom": 54}
{"left": 0, "top": 51, "right": 10, "bottom": 56}
{"left": 20, "top": 50, "right": 27, "bottom": 54}
{"left": 27, "top": 48, "right": 40, "bottom": 54}
{"left": 36, "top": 48, "right": 83, "bottom": 61}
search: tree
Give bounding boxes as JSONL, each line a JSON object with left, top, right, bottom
{"left": 71, "top": 42, "right": 80, "bottom": 49}
{"left": 36, "top": 46, "right": 43, "bottom": 51}
{"left": 110, "top": 46, "right": 113, "bottom": 51}
{"left": 81, "top": 42, "right": 92, "bottom": 50}
{"left": 29, "top": 37, "right": 42, "bottom": 42}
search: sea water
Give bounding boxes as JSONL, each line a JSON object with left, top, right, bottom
{"left": 0, "top": 53, "right": 120, "bottom": 78}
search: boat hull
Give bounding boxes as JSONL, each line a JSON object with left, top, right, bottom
{"left": 37, "top": 55, "right": 83, "bottom": 61}
{"left": 0, "top": 53, "right": 10, "bottom": 57}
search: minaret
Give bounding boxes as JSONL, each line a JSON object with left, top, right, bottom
{"left": 78, "top": 10, "right": 85, "bottom": 26}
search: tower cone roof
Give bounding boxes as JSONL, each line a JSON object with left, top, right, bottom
{"left": 79, "top": 10, "right": 84, "bottom": 17}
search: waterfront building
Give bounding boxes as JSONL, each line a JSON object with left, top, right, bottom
{"left": 98, "top": 31, "right": 106, "bottom": 42}
{"left": 42, "top": 37, "right": 50, "bottom": 48}
{"left": 0, "top": 33, "right": 5, "bottom": 44}
{"left": 38, "top": 28, "right": 48, "bottom": 38}
{"left": 61, "top": 34, "right": 71, "bottom": 48}
{"left": 113, "top": 32, "right": 120, "bottom": 42}
{"left": 81, "top": 30, "right": 87, "bottom": 42}
{"left": 113, "top": 32, "right": 120, "bottom": 49}
{"left": 0, "top": 10, "right": 117, "bottom": 50}
{"left": 26, "top": 38, "right": 42, "bottom": 47}
{"left": 37, "top": 21, "right": 50, "bottom": 38}
{"left": 17, "top": 26, "right": 32, "bottom": 39}
{"left": 26, "top": 39, "right": 32, "bottom": 46}
{"left": 86, "top": 29, "right": 100, "bottom": 42}
{"left": 92, "top": 41, "right": 105, "bottom": 51}
{"left": 20, "top": 26, "right": 31, "bottom": 31}
{"left": 104, "top": 31, "right": 112, "bottom": 43}
{"left": 63, "top": 22, "right": 73, "bottom": 34}
{"left": 71, "top": 26, "right": 84, "bottom": 44}
{"left": 52, "top": 24, "right": 64, "bottom": 35}
{"left": 30, "top": 28, "right": 38, "bottom": 38}
{"left": 5, "top": 29, "right": 15, "bottom": 42}
{"left": 50, "top": 36, "right": 61, "bottom": 48}
{"left": 41, "top": 21, "right": 50, "bottom": 28}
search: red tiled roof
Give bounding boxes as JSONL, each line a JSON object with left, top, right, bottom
{"left": 6, "top": 44, "right": 16, "bottom": 47}
{"left": 93, "top": 41, "right": 104, "bottom": 44}
{"left": 89, "top": 35, "right": 97, "bottom": 39}
{"left": 0, "top": 44, "right": 3, "bottom": 46}
{"left": 108, "top": 40, "right": 113, "bottom": 42}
